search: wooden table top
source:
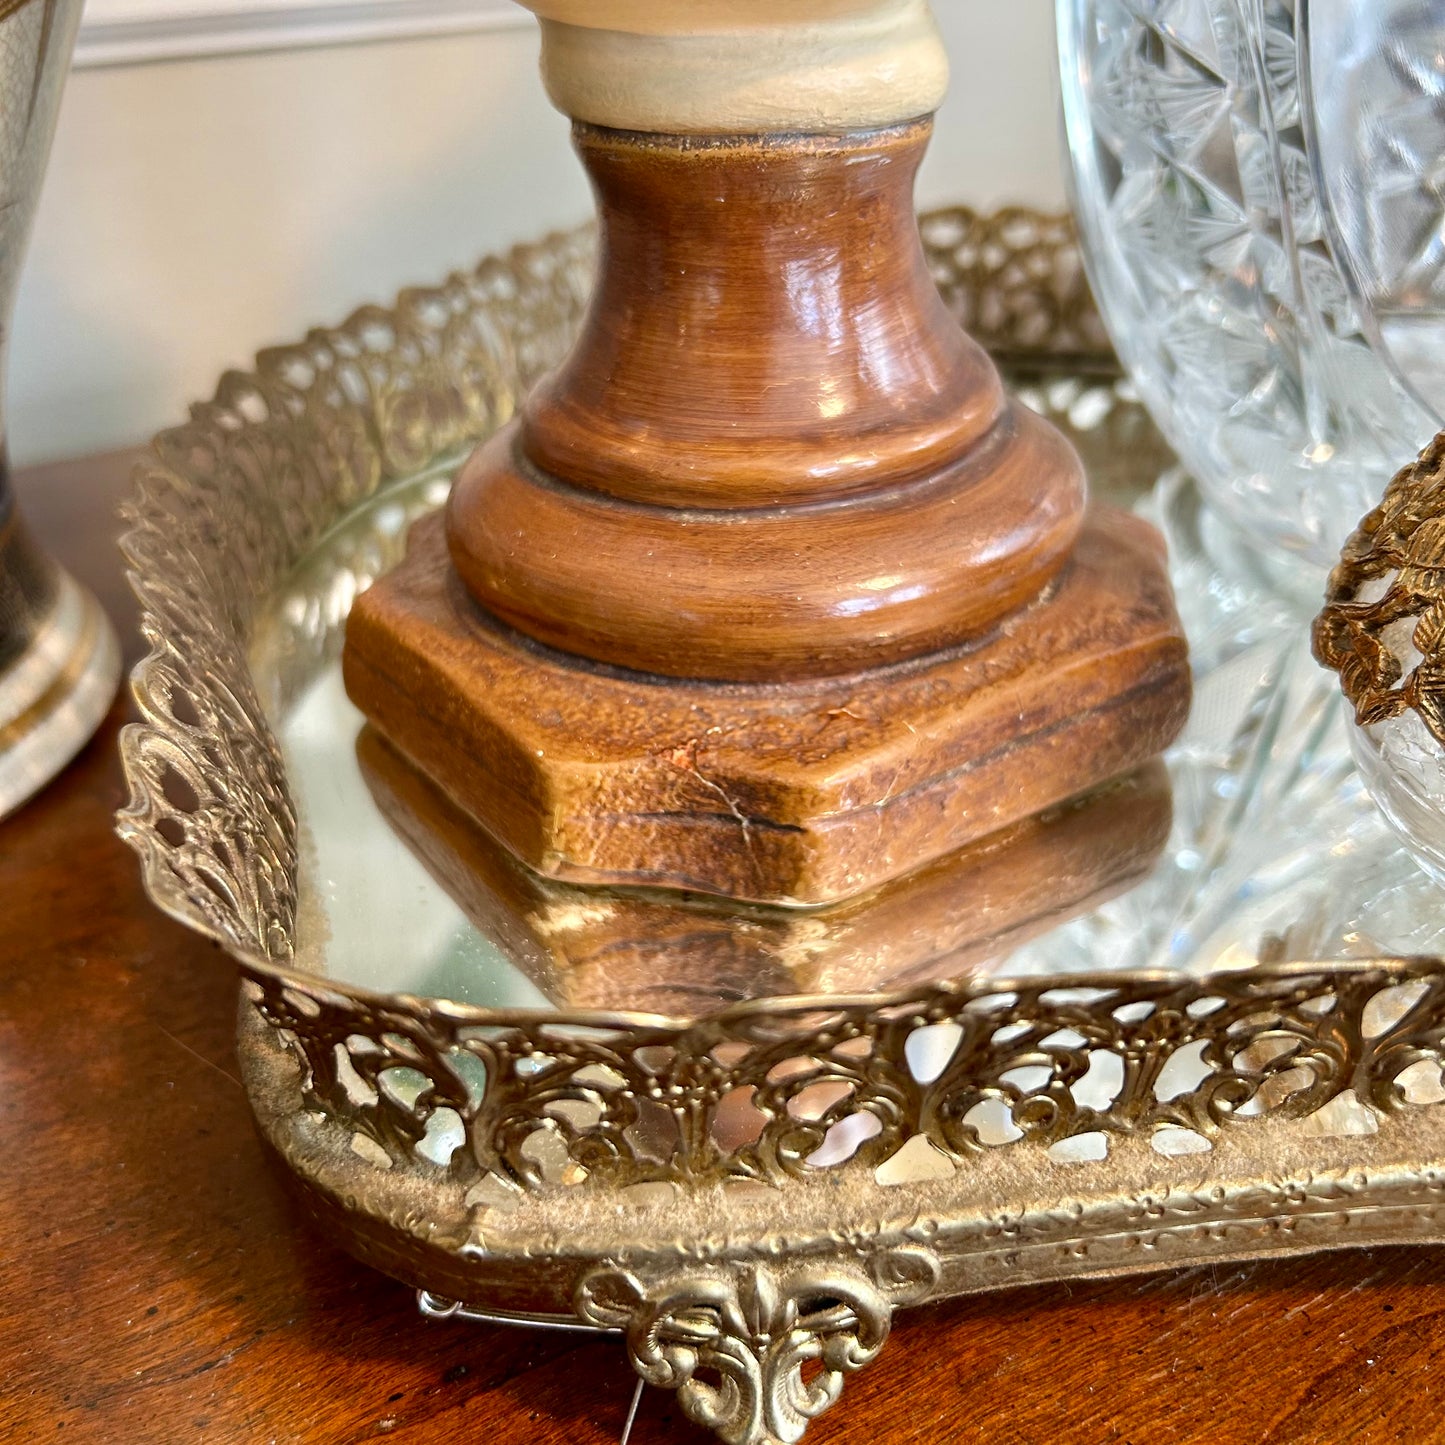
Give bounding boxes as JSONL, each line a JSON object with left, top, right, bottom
{"left": 4, "top": 449, "right": 1444, "bottom": 1445}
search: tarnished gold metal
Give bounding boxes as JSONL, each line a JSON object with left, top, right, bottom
{"left": 118, "top": 210, "right": 1445, "bottom": 1445}
{"left": 577, "top": 1251, "right": 937, "bottom": 1445}
{"left": 1315, "top": 427, "right": 1445, "bottom": 742}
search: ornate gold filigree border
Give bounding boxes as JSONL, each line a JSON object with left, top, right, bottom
{"left": 242, "top": 956, "right": 1445, "bottom": 1194}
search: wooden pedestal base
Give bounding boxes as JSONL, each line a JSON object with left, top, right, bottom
{"left": 343, "top": 52, "right": 1193, "bottom": 911}
{"left": 344, "top": 508, "right": 1189, "bottom": 905}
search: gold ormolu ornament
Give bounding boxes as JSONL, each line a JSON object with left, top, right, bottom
{"left": 1315, "top": 428, "right": 1445, "bottom": 743}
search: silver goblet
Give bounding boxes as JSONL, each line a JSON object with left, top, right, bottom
{"left": 0, "top": 0, "right": 119, "bottom": 819}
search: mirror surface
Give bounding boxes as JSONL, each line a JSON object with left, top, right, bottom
{"left": 249, "top": 374, "right": 1445, "bottom": 1017}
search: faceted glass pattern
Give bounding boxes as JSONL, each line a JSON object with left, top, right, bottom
{"left": 1305, "top": 0, "right": 1445, "bottom": 419}
{"left": 1009, "top": 470, "right": 1445, "bottom": 979}
{"left": 1057, "top": 0, "right": 1442, "bottom": 566}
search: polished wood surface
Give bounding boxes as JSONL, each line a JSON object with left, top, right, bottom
{"left": 348, "top": 112, "right": 1189, "bottom": 906}
{"left": 522, "top": 126, "right": 1006, "bottom": 509}
{"left": 447, "top": 122, "right": 1085, "bottom": 682}
{"left": 449, "top": 403, "right": 1083, "bottom": 683}
{"left": 5, "top": 449, "right": 1445, "bottom": 1441}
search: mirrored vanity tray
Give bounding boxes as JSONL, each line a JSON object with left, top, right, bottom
{"left": 118, "top": 211, "right": 1445, "bottom": 1445}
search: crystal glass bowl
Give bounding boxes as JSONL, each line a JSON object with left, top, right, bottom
{"left": 1057, "top": 0, "right": 1445, "bottom": 569}
{"left": 1303, "top": 0, "right": 1445, "bottom": 422}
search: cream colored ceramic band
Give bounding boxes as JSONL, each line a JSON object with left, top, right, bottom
{"left": 523, "top": 0, "right": 948, "bottom": 135}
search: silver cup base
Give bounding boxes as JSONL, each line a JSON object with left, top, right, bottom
{"left": 0, "top": 566, "right": 121, "bottom": 819}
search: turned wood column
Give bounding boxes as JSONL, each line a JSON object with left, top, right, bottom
{"left": 447, "top": 0, "right": 1084, "bottom": 682}
{"left": 446, "top": 120, "right": 1086, "bottom": 681}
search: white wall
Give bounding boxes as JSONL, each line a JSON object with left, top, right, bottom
{"left": 11, "top": 4, "right": 1064, "bottom": 465}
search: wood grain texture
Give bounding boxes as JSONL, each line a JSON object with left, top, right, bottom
{"left": 348, "top": 507, "right": 1189, "bottom": 905}
{"left": 355, "top": 116, "right": 1188, "bottom": 907}
{"left": 521, "top": 125, "right": 1004, "bottom": 510}
{"left": 449, "top": 404, "right": 1083, "bottom": 684}
{"left": 11, "top": 457, "right": 1445, "bottom": 1445}
{"left": 446, "top": 122, "right": 1086, "bottom": 683}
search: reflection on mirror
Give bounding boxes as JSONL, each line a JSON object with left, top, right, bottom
{"left": 357, "top": 724, "right": 1173, "bottom": 1016}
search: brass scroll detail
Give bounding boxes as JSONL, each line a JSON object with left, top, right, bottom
{"left": 577, "top": 1249, "right": 939, "bottom": 1445}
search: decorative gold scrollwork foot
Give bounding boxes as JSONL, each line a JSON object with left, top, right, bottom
{"left": 578, "top": 1248, "right": 940, "bottom": 1445}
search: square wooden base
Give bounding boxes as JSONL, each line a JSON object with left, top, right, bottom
{"left": 343, "top": 509, "right": 1190, "bottom": 905}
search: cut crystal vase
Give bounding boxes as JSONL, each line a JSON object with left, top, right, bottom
{"left": 1057, "top": 0, "right": 1445, "bottom": 571}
